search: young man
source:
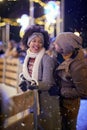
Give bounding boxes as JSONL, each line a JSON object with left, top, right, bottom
{"left": 54, "top": 32, "right": 87, "bottom": 130}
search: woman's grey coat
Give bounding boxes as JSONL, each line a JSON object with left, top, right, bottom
{"left": 23, "top": 53, "right": 61, "bottom": 130}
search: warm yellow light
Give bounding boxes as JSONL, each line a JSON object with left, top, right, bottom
{"left": 33, "top": 0, "right": 46, "bottom": 7}
{"left": 19, "top": 28, "right": 25, "bottom": 38}
{"left": 74, "top": 31, "right": 80, "bottom": 36}
{"left": 16, "top": 18, "right": 21, "bottom": 23}
{"left": 0, "top": 0, "right": 3, "bottom": 2}
{"left": 0, "top": 22, "right": 6, "bottom": 27}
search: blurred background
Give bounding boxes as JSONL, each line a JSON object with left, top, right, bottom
{"left": 0, "top": 0, "right": 87, "bottom": 47}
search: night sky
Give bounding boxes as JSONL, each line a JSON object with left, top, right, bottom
{"left": 0, "top": 0, "right": 87, "bottom": 45}
{"left": 64, "top": 0, "right": 87, "bottom": 32}
{"left": 64, "top": 0, "right": 87, "bottom": 47}
{"left": 0, "top": 0, "right": 29, "bottom": 18}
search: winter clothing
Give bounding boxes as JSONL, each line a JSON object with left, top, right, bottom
{"left": 21, "top": 47, "right": 61, "bottom": 130}
{"left": 27, "top": 32, "right": 44, "bottom": 46}
{"left": 68, "top": 49, "right": 87, "bottom": 98}
{"left": 55, "top": 32, "right": 87, "bottom": 130}
{"left": 22, "top": 48, "right": 45, "bottom": 85}
{"left": 55, "top": 32, "right": 82, "bottom": 55}
{"left": 55, "top": 52, "right": 80, "bottom": 130}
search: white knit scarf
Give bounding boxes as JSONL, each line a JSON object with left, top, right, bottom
{"left": 23, "top": 48, "right": 45, "bottom": 84}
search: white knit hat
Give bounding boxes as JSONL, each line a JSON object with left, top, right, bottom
{"left": 27, "top": 32, "right": 44, "bottom": 46}
{"left": 55, "top": 32, "right": 82, "bottom": 54}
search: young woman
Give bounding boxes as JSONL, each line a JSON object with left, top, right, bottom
{"left": 19, "top": 25, "right": 61, "bottom": 130}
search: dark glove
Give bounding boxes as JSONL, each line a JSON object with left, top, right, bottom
{"left": 48, "top": 85, "right": 60, "bottom": 96}
{"left": 19, "top": 80, "right": 31, "bottom": 92}
{"left": 19, "top": 80, "right": 38, "bottom": 91}
{"left": 28, "top": 84, "right": 38, "bottom": 90}
{"left": 19, "top": 80, "right": 27, "bottom": 91}
{"left": 28, "top": 80, "right": 38, "bottom": 90}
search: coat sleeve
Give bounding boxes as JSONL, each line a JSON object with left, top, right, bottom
{"left": 38, "top": 55, "right": 58, "bottom": 91}
{"left": 70, "top": 60, "right": 87, "bottom": 98}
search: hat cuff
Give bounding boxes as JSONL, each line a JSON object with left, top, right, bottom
{"left": 27, "top": 32, "right": 44, "bottom": 46}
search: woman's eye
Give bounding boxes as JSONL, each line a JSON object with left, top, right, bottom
{"left": 32, "top": 40, "right": 36, "bottom": 42}
{"left": 39, "top": 41, "right": 42, "bottom": 44}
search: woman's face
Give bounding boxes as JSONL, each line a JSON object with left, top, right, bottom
{"left": 29, "top": 36, "right": 43, "bottom": 53}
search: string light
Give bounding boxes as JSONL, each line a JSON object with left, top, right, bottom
{"left": 33, "top": 0, "right": 46, "bottom": 7}
{"left": 7, "top": 0, "right": 17, "bottom": 1}
{"left": 0, "top": 0, "right": 3, "bottom": 2}
{"left": 0, "top": 0, "right": 61, "bottom": 36}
